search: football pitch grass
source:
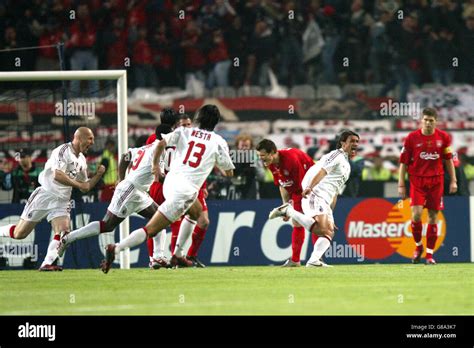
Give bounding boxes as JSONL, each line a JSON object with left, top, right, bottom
{"left": 1, "top": 264, "right": 473, "bottom": 315}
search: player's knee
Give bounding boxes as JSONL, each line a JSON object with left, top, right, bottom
{"left": 13, "top": 228, "right": 28, "bottom": 240}
{"left": 198, "top": 217, "right": 209, "bottom": 229}
{"left": 412, "top": 213, "right": 422, "bottom": 222}
{"left": 102, "top": 221, "right": 115, "bottom": 233}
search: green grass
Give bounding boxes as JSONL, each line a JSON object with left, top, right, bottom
{"left": 1, "top": 264, "right": 473, "bottom": 315}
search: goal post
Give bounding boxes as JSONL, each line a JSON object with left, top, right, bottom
{"left": 0, "top": 70, "right": 130, "bottom": 269}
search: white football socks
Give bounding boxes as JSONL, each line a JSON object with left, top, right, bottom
{"left": 153, "top": 229, "right": 167, "bottom": 259}
{"left": 115, "top": 228, "right": 148, "bottom": 253}
{"left": 0, "top": 224, "right": 15, "bottom": 238}
{"left": 41, "top": 238, "right": 60, "bottom": 267}
{"left": 65, "top": 221, "right": 101, "bottom": 244}
{"left": 308, "top": 237, "right": 331, "bottom": 263}
{"left": 286, "top": 205, "right": 315, "bottom": 232}
{"left": 174, "top": 217, "right": 197, "bottom": 257}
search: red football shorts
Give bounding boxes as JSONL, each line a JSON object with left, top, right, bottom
{"left": 409, "top": 175, "right": 444, "bottom": 211}
{"left": 291, "top": 193, "right": 303, "bottom": 213}
{"left": 149, "top": 181, "right": 165, "bottom": 205}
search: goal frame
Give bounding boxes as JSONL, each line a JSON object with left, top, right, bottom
{"left": 0, "top": 70, "right": 131, "bottom": 269}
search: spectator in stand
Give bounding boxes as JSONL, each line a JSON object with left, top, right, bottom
{"left": 380, "top": 11, "right": 423, "bottom": 102}
{"left": 459, "top": 8, "right": 474, "bottom": 84}
{"left": 244, "top": 19, "right": 277, "bottom": 88}
{"left": 428, "top": 27, "right": 456, "bottom": 85}
{"left": 66, "top": 3, "right": 99, "bottom": 97}
{"left": 152, "top": 22, "right": 176, "bottom": 87}
{"left": 226, "top": 15, "right": 247, "bottom": 88}
{"left": 344, "top": 0, "right": 374, "bottom": 83}
{"left": 2, "top": 149, "right": 41, "bottom": 204}
{"left": 362, "top": 156, "right": 392, "bottom": 181}
{"left": 102, "top": 16, "right": 128, "bottom": 69}
{"left": 278, "top": 1, "right": 306, "bottom": 87}
{"left": 131, "top": 26, "right": 158, "bottom": 90}
{"left": 370, "top": 9, "right": 393, "bottom": 83}
{"left": 207, "top": 28, "right": 231, "bottom": 88}
{"left": 35, "top": 19, "right": 63, "bottom": 71}
{"left": 181, "top": 19, "right": 207, "bottom": 86}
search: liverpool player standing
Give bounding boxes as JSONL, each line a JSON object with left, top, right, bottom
{"left": 398, "top": 108, "right": 457, "bottom": 265}
{"left": 256, "top": 139, "right": 318, "bottom": 267}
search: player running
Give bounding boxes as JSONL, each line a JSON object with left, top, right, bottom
{"left": 0, "top": 127, "right": 105, "bottom": 271}
{"left": 56, "top": 125, "right": 171, "bottom": 259}
{"left": 256, "top": 139, "right": 318, "bottom": 267}
{"left": 398, "top": 108, "right": 457, "bottom": 265}
{"left": 100, "top": 104, "right": 235, "bottom": 273}
{"left": 268, "top": 130, "right": 360, "bottom": 267}
{"left": 167, "top": 113, "right": 211, "bottom": 268}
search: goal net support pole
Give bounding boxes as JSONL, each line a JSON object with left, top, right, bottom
{"left": 0, "top": 70, "right": 130, "bottom": 269}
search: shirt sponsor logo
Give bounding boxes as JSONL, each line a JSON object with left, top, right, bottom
{"left": 420, "top": 152, "right": 440, "bottom": 160}
{"left": 278, "top": 179, "right": 294, "bottom": 188}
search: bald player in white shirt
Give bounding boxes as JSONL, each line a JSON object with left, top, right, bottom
{"left": 56, "top": 125, "right": 175, "bottom": 261}
{"left": 100, "top": 104, "right": 235, "bottom": 273}
{"left": 0, "top": 127, "right": 105, "bottom": 271}
{"left": 269, "top": 130, "right": 360, "bottom": 267}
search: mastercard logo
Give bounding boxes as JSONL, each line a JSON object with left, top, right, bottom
{"left": 344, "top": 198, "right": 446, "bottom": 260}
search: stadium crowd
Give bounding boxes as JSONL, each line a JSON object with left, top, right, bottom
{"left": 1, "top": 0, "right": 473, "bottom": 98}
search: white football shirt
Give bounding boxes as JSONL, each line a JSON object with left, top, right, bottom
{"left": 125, "top": 141, "right": 160, "bottom": 192}
{"left": 162, "top": 126, "right": 235, "bottom": 190}
{"left": 304, "top": 149, "right": 351, "bottom": 206}
{"left": 39, "top": 142, "right": 88, "bottom": 200}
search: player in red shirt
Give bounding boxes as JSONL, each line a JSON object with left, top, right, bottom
{"left": 256, "top": 139, "right": 319, "bottom": 267}
{"left": 398, "top": 108, "right": 457, "bottom": 265}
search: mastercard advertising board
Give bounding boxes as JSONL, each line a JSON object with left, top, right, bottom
{"left": 333, "top": 197, "right": 471, "bottom": 264}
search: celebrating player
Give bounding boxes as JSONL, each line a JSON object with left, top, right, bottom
{"left": 0, "top": 127, "right": 104, "bottom": 271}
{"left": 100, "top": 104, "right": 235, "bottom": 273}
{"left": 398, "top": 108, "right": 457, "bottom": 265}
{"left": 146, "top": 108, "right": 179, "bottom": 269}
{"left": 167, "top": 113, "right": 211, "bottom": 268}
{"left": 256, "top": 139, "right": 318, "bottom": 267}
{"left": 268, "top": 130, "right": 360, "bottom": 267}
{"left": 56, "top": 125, "right": 173, "bottom": 261}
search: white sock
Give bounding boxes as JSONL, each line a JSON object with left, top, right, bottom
{"left": 116, "top": 228, "right": 148, "bottom": 253}
{"left": 0, "top": 224, "right": 15, "bottom": 238}
{"left": 153, "top": 229, "right": 166, "bottom": 259}
{"left": 41, "top": 238, "right": 60, "bottom": 267}
{"left": 308, "top": 237, "right": 331, "bottom": 263}
{"left": 286, "top": 206, "right": 315, "bottom": 231}
{"left": 174, "top": 217, "right": 196, "bottom": 257}
{"left": 65, "top": 221, "right": 101, "bottom": 244}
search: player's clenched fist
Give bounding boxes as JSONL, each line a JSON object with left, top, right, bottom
{"left": 97, "top": 165, "right": 106, "bottom": 176}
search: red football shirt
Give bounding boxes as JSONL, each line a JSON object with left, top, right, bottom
{"left": 399, "top": 128, "right": 452, "bottom": 177}
{"left": 269, "top": 148, "right": 314, "bottom": 196}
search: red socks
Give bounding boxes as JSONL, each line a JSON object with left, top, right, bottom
{"left": 147, "top": 238, "right": 153, "bottom": 258}
{"left": 9, "top": 225, "right": 16, "bottom": 238}
{"left": 411, "top": 221, "right": 423, "bottom": 250}
{"left": 426, "top": 224, "right": 438, "bottom": 258}
{"left": 187, "top": 226, "right": 207, "bottom": 257}
{"left": 170, "top": 219, "right": 181, "bottom": 254}
{"left": 291, "top": 226, "right": 305, "bottom": 263}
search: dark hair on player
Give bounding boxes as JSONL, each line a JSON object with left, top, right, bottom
{"left": 160, "top": 108, "right": 177, "bottom": 126}
{"left": 179, "top": 113, "right": 191, "bottom": 121}
{"left": 422, "top": 107, "right": 438, "bottom": 119}
{"left": 256, "top": 139, "right": 277, "bottom": 153}
{"left": 134, "top": 135, "right": 148, "bottom": 148}
{"left": 155, "top": 123, "right": 173, "bottom": 140}
{"left": 194, "top": 104, "right": 221, "bottom": 131}
{"left": 336, "top": 130, "right": 359, "bottom": 149}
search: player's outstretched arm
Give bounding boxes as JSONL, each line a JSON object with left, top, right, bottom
{"left": 302, "top": 168, "right": 327, "bottom": 198}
